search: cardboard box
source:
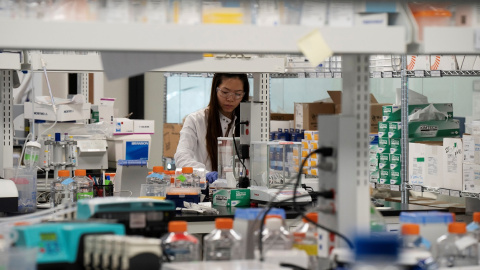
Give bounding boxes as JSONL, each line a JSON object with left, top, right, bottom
{"left": 390, "top": 153, "right": 401, "bottom": 165}
{"left": 304, "top": 131, "right": 319, "bottom": 141}
{"left": 430, "top": 55, "right": 457, "bottom": 71}
{"left": 409, "top": 120, "right": 460, "bottom": 139}
{"left": 382, "top": 103, "right": 453, "bottom": 122}
{"left": 369, "top": 158, "right": 379, "bottom": 172}
{"left": 378, "top": 122, "right": 389, "bottom": 138}
{"left": 389, "top": 138, "right": 402, "bottom": 154}
{"left": 407, "top": 55, "right": 430, "bottom": 70}
{"left": 380, "top": 169, "right": 390, "bottom": 180}
{"left": 212, "top": 189, "right": 250, "bottom": 207}
{"left": 271, "top": 113, "right": 294, "bottom": 121}
{"left": 134, "top": 120, "right": 155, "bottom": 134}
{"left": 328, "top": 91, "right": 390, "bottom": 133}
{"left": 24, "top": 102, "right": 91, "bottom": 122}
{"left": 378, "top": 137, "right": 389, "bottom": 148}
{"left": 442, "top": 138, "right": 463, "bottom": 191}
{"left": 113, "top": 118, "right": 134, "bottom": 135}
{"left": 377, "top": 147, "right": 390, "bottom": 154}
{"left": 424, "top": 143, "right": 444, "bottom": 188}
{"left": 163, "top": 123, "right": 182, "bottom": 158}
{"left": 379, "top": 153, "right": 390, "bottom": 170}
{"left": 354, "top": 13, "right": 388, "bottom": 26}
{"left": 294, "top": 102, "right": 335, "bottom": 130}
{"left": 390, "top": 162, "right": 401, "bottom": 171}
{"left": 409, "top": 143, "right": 426, "bottom": 185}
{"left": 463, "top": 134, "right": 475, "bottom": 163}
{"left": 463, "top": 163, "right": 480, "bottom": 193}
{"left": 370, "top": 170, "right": 380, "bottom": 183}
{"left": 388, "top": 122, "right": 402, "bottom": 139}
{"left": 99, "top": 97, "right": 115, "bottom": 123}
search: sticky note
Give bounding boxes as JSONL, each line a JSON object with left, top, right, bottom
{"left": 297, "top": 29, "right": 333, "bottom": 67}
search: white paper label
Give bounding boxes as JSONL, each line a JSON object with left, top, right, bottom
{"left": 391, "top": 185, "right": 400, "bottom": 191}
{"left": 427, "top": 157, "right": 438, "bottom": 176}
{"left": 414, "top": 185, "right": 422, "bottom": 192}
{"left": 325, "top": 73, "right": 333, "bottom": 78}
{"left": 447, "top": 153, "right": 458, "bottom": 173}
{"left": 415, "top": 70, "right": 425, "bottom": 77}
{"left": 463, "top": 136, "right": 475, "bottom": 162}
{"left": 295, "top": 104, "right": 304, "bottom": 130}
{"left": 300, "top": 1, "right": 327, "bottom": 26}
{"left": 129, "top": 212, "right": 146, "bottom": 229}
{"left": 201, "top": 73, "right": 208, "bottom": 78}
{"left": 334, "top": 72, "right": 342, "bottom": 78}
{"left": 317, "top": 73, "right": 325, "bottom": 78}
{"left": 450, "top": 190, "right": 461, "bottom": 197}
{"left": 298, "top": 73, "right": 306, "bottom": 78}
{"left": 383, "top": 71, "right": 393, "bottom": 78}
{"left": 370, "top": 182, "right": 376, "bottom": 189}
{"left": 308, "top": 72, "right": 317, "bottom": 78}
{"left": 440, "top": 189, "right": 450, "bottom": 196}
{"left": 181, "top": 72, "right": 188, "bottom": 77}
{"left": 431, "top": 70, "right": 441, "bottom": 77}
{"left": 373, "top": 71, "right": 382, "bottom": 78}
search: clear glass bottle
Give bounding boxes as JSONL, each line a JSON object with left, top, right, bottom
{"left": 50, "top": 170, "right": 77, "bottom": 207}
{"left": 74, "top": 169, "right": 93, "bottom": 200}
{"left": 204, "top": 218, "right": 243, "bottom": 261}
{"left": 261, "top": 215, "right": 292, "bottom": 254}
{"left": 161, "top": 221, "right": 200, "bottom": 262}
{"left": 24, "top": 141, "right": 41, "bottom": 169}
{"left": 293, "top": 212, "right": 319, "bottom": 270}
{"left": 146, "top": 166, "right": 165, "bottom": 184}
{"left": 436, "top": 222, "right": 479, "bottom": 267}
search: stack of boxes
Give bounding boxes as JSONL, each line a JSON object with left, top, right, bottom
{"left": 462, "top": 132, "right": 480, "bottom": 193}
{"left": 369, "top": 134, "right": 379, "bottom": 183}
{"left": 298, "top": 131, "right": 319, "bottom": 176}
{"left": 375, "top": 103, "right": 459, "bottom": 187}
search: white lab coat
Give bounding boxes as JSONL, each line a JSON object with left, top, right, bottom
{"left": 174, "top": 108, "right": 236, "bottom": 172}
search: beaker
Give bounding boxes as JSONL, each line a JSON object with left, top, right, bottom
{"left": 4, "top": 167, "right": 37, "bottom": 213}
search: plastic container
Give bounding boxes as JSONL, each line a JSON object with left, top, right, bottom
{"left": 179, "top": 167, "right": 197, "bottom": 188}
{"left": 203, "top": 218, "right": 243, "bottom": 261}
{"left": 467, "top": 212, "right": 480, "bottom": 241}
{"left": 436, "top": 222, "right": 479, "bottom": 267}
{"left": 23, "top": 141, "right": 41, "bottom": 169}
{"left": 261, "top": 215, "right": 292, "bottom": 253}
{"left": 50, "top": 170, "right": 77, "bottom": 207}
{"left": 0, "top": 247, "right": 37, "bottom": 270}
{"left": 74, "top": 169, "right": 93, "bottom": 200}
{"left": 161, "top": 221, "right": 200, "bottom": 262}
{"left": 293, "top": 212, "right": 319, "bottom": 270}
{"left": 353, "top": 235, "right": 401, "bottom": 270}
{"left": 4, "top": 167, "right": 36, "bottom": 213}
{"left": 399, "top": 211, "right": 453, "bottom": 256}
{"left": 146, "top": 166, "right": 166, "bottom": 184}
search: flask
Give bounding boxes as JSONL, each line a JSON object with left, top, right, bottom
{"left": 74, "top": 169, "right": 93, "bottom": 200}
{"left": 203, "top": 218, "right": 242, "bottom": 261}
{"left": 293, "top": 212, "right": 319, "bottom": 270}
{"left": 161, "top": 221, "right": 200, "bottom": 262}
{"left": 261, "top": 215, "right": 292, "bottom": 254}
{"left": 436, "top": 222, "right": 479, "bottom": 267}
{"left": 50, "top": 170, "right": 77, "bottom": 207}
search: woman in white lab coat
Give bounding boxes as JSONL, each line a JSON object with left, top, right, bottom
{"left": 174, "top": 73, "right": 249, "bottom": 183}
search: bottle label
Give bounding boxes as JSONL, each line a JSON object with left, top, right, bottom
{"left": 61, "top": 178, "right": 74, "bottom": 185}
{"left": 455, "top": 236, "right": 478, "bottom": 251}
{"left": 467, "top": 222, "right": 480, "bottom": 232}
{"left": 24, "top": 154, "right": 38, "bottom": 161}
{"left": 77, "top": 192, "right": 93, "bottom": 200}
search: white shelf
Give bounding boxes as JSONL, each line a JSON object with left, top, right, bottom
{"left": 0, "top": 20, "right": 406, "bottom": 54}
{"left": 0, "top": 52, "right": 21, "bottom": 70}
{"left": 29, "top": 52, "right": 104, "bottom": 72}
{"left": 423, "top": 27, "right": 480, "bottom": 54}
{"left": 154, "top": 57, "right": 285, "bottom": 73}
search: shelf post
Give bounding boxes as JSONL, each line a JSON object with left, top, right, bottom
{"left": 0, "top": 71, "right": 14, "bottom": 177}
{"left": 401, "top": 54, "right": 409, "bottom": 205}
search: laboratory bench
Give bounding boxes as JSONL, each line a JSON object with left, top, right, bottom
{"left": 172, "top": 201, "right": 451, "bottom": 234}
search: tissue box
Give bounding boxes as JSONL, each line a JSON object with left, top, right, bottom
{"left": 382, "top": 104, "right": 453, "bottom": 122}
{"left": 388, "top": 120, "right": 459, "bottom": 139}
{"left": 378, "top": 153, "right": 390, "bottom": 170}
{"left": 378, "top": 122, "right": 389, "bottom": 138}
{"left": 389, "top": 138, "right": 402, "bottom": 154}
{"left": 212, "top": 189, "right": 250, "bottom": 207}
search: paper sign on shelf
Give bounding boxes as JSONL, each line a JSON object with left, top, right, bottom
{"left": 297, "top": 29, "right": 333, "bottom": 67}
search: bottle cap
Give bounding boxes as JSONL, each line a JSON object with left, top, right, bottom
{"left": 153, "top": 166, "right": 164, "bottom": 173}
{"left": 168, "top": 221, "right": 187, "bottom": 233}
{"left": 58, "top": 170, "right": 69, "bottom": 177}
{"left": 474, "top": 212, "right": 480, "bottom": 223}
{"left": 401, "top": 224, "right": 419, "bottom": 235}
{"left": 74, "top": 169, "right": 86, "bottom": 177}
{"left": 182, "top": 167, "right": 193, "bottom": 174}
{"left": 148, "top": 172, "right": 153, "bottom": 175}
{"left": 302, "top": 212, "right": 318, "bottom": 223}
{"left": 265, "top": 217, "right": 282, "bottom": 230}
{"left": 448, "top": 222, "right": 467, "bottom": 234}
{"left": 26, "top": 141, "right": 41, "bottom": 149}
{"left": 215, "top": 218, "right": 233, "bottom": 229}
{"left": 264, "top": 214, "right": 283, "bottom": 224}
{"left": 165, "top": 171, "right": 175, "bottom": 175}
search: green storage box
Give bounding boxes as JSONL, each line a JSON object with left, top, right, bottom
{"left": 212, "top": 189, "right": 250, "bottom": 207}
{"left": 382, "top": 103, "right": 453, "bottom": 122}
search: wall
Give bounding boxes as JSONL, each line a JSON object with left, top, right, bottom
{"left": 144, "top": 72, "right": 165, "bottom": 168}
{"left": 103, "top": 76, "right": 129, "bottom": 118}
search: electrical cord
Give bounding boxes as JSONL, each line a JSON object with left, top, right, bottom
{"left": 292, "top": 148, "right": 354, "bottom": 249}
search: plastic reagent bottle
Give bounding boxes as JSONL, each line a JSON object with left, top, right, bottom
{"left": 262, "top": 215, "right": 292, "bottom": 254}
{"left": 401, "top": 223, "right": 429, "bottom": 250}
{"left": 179, "top": 167, "right": 196, "bottom": 188}
{"left": 24, "top": 141, "right": 41, "bottom": 169}
{"left": 74, "top": 169, "right": 93, "bottom": 200}
{"left": 146, "top": 166, "right": 165, "bottom": 184}
{"left": 467, "top": 212, "right": 480, "bottom": 241}
{"left": 204, "top": 218, "right": 242, "bottom": 261}
{"left": 50, "top": 170, "right": 77, "bottom": 207}
{"left": 293, "top": 212, "right": 319, "bottom": 270}
{"left": 161, "top": 221, "right": 200, "bottom": 262}
{"left": 436, "top": 222, "right": 479, "bottom": 267}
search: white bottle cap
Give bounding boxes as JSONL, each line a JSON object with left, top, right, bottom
{"left": 266, "top": 217, "right": 282, "bottom": 230}
{"left": 26, "top": 141, "right": 41, "bottom": 149}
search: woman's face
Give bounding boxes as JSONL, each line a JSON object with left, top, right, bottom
{"left": 216, "top": 77, "right": 245, "bottom": 117}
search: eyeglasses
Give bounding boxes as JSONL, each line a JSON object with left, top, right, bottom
{"left": 216, "top": 87, "right": 245, "bottom": 100}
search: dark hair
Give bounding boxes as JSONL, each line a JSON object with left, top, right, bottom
{"left": 206, "top": 73, "right": 249, "bottom": 172}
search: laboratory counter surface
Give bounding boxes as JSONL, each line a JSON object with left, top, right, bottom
{"left": 172, "top": 201, "right": 450, "bottom": 222}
